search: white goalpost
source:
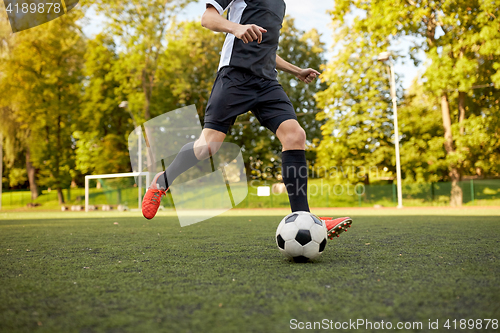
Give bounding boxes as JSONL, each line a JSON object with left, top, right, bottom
{"left": 84, "top": 172, "right": 150, "bottom": 212}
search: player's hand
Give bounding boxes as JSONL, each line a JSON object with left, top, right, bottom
{"left": 297, "top": 68, "right": 321, "bottom": 84}
{"left": 233, "top": 24, "right": 267, "bottom": 44}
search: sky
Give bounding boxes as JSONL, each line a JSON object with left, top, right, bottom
{"left": 83, "top": 0, "right": 424, "bottom": 89}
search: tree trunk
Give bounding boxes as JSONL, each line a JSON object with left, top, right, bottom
{"left": 142, "top": 68, "right": 152, "bottom": 120}
{"left": 57, "top": 187, "right": 65, "bottom": 205}
{"left": 25, "top": 147, "right": 39, "bottom": 201}
{"left": 458, "top": 91, "right": 466, "bottom": 135}
{"left": 449, "top": 168, "right": 463, "bottom": 206}
{"left": 441, "top": 93, "right": 462, "bottom": 206}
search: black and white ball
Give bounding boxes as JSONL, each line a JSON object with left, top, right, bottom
{"left": 275, "top": 211, "right": 328, "bottom": 262}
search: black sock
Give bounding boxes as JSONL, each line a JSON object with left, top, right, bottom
{"left": 157, "top": 142, "right": 199, "bottom": 189}
{"left": 281, "top": 150, "right": 310, "bottom": 212}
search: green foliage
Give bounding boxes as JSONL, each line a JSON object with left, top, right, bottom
{"left": 315, "top": 7, "right": 395, "bottom": 184}
{"left": 0, "top": 14, "right": 29, "bottom": 187}
{"left": 73, "top": 131, "right": 130, "bottom": 175}
{"left": 7, "top": 168, "right": 27, "bottom": 187}
{"left": 0, "top": 10, "right": 86, "bottom": 199}
{"left": 317, "top": 0, "right": 500, "bottom": 186}
{"left": 154, "top": 20, "right": 225, "bottom": 119}
{"left": 398, "top": 82, "right": 446, "bottom": 183}
{"left": 454, "top": 110, "right": 500, "bottom": 176}
{"left": 85, "top": 0, "right": 195, "bottom": 122}
{"left": 73, "top": 33, "right": 134, "bottom": 177}
{"left": 421, "top": 0, "right": 500, "bottom": 179}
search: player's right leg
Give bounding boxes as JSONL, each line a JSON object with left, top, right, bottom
{"left": 320, "top": 216, "right": 353, "bottom": 239}
{"left": 253, "top": 82, "right": 353, "bottom": 239}
{"left": 142, "top": 128, "right": 226, "bottom": 220}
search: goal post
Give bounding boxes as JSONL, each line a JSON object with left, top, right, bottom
{"left": 85, "top": 172, "right": 150, "bottom": 212}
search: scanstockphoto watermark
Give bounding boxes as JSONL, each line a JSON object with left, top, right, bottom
{"left": 250, "top": 162, "right": 380, "bottom": 181}
{"left": 290, "top": 319, "right": 423, "bottom": 330}
{"left": 249, "top": 163, "right": 378, "bottom": 197}
{"left": 290, "top": 318, "right": 499, "bottom": 331}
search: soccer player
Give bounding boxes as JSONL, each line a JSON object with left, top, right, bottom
{"left": 142, "top": 0, "right": 352, "bottom": 239}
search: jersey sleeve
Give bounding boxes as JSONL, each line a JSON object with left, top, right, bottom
{"left": 206, "top": 0, "right": 234, "bottom": 15}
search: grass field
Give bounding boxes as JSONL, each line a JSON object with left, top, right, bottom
{"left": 1, "top": 208, "right": 499, "bottom": 332}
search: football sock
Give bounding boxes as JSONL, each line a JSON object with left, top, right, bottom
{"left": 156, "top": 142, "right": 199, "bottom": 189}
{"left": 281, "top": 149, "right": 310, "bottom": 212}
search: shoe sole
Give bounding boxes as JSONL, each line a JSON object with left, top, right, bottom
{"left": 326, "top": 217, "right": 353, "bottom": 239}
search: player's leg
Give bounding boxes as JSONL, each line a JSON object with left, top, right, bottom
{"left": 157, "top": 129, "right": 225, "bottom": 190}
{"left": 142, "top": 67, "right": 249, "bottom": 219}
{"left": 253, "top": 81, "right": 353, "bottom": 238}
{"left": 276, "top": 122, "right": 353, "bottom": 237}
{"left": 155, "top": 128, "right": 226, "bottom": 190}
{"left": 193, "top": 128, "right": 226, "bottom": 160}
{"left": 275, "top": 119, "right": 310, "bottom": 212}
{"left": 251, "top": 80, "right": 309, "bottom": 213}
{"left": 142, "top": 129, "right": 226, "bottom": 219}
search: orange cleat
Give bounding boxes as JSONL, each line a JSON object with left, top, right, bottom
{"left": 319, "top": 216, "right": 353, "bottom": 240}
{"left": 142, "top": 172, "right": 168, "bottom": 220}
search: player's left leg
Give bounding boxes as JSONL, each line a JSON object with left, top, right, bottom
{"left": 155, "top": 128, "right": 226, "bottom": 190}
{"left": 142, "top": 128, "right": 226, "bottom": 219}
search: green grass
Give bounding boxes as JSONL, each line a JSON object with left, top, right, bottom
{"left": 1, "top": 210, "right": 499, "bottom": 332}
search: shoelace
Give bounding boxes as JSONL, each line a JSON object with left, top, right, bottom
{"left": 151, "top": 191, "right": 162, "bottom": 203}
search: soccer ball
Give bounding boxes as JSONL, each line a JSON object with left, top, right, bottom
{"left": 275, "top": 211, "right": 328, "bottom": 262}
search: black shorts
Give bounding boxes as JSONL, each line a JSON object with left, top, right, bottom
{"left": 203, "top": 66, "right": 297, "bottom": 134}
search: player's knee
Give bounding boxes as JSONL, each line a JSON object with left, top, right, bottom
{"left": 194, "top": 141, "right": 221, "bottom": 160}
{"left": 284, "top": 127, "right": 306, "bottom": 147}
{"left": 194, "top": 144, "right": 211, "bottom": 160}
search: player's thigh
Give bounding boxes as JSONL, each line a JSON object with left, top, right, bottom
{"left": 252, "top": 84, "right": 298, "bottom": 134}
{"left": 251, "top": 80, "right": 297, "bottom": 134}
{"left": 204, "top": 67, "right": 258, "bottom": 134}
{"left": 194, "top": 128, "right": 226, "bottom": 160}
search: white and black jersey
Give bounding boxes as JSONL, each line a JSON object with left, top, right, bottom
{"left": 206, "top": 0, "right": 286, "bottom": 80}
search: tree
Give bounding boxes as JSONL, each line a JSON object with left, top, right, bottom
{"left": 421, "top": 0, "right": 500, "bottom": 205}
{"left": 320, "top": 0, "right": 500, "bottom": 205}
{"left": 154, "top": 20, "right": 225, "bottom": 120}
{"left": 315, "top": 7, "right": 396, "bottom": 185}
{"left": 0, "top": 10, "right": 85, "bottom": 204}
{"left": 86, "top": 0, "right": 195, "bottom": 124}
{"left": 0, "top": 5, "right": 37, "bottom": 197}
{"left": 398, "top": 81, "right": 447, "bottom": 183}
{"left": 74, "top": 33, "right": 133, "bottom": 177}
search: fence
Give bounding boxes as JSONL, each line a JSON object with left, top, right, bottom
{"left": 240, "top": 179, "right": 500, "bottom": 208}
{"left": 1, "top": 179, "right": 499, "bottom": 210}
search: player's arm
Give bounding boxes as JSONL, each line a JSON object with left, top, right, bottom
{"left": 201, "top": 5, "right": 267, "bottom": 44}
{"left": 276, "top": 55, "right": 320, "bottom": 84}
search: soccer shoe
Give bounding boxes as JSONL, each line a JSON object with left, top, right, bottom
{"left": 320, "top": 216, "right": 353, "bottom": 240}
{"left": 142, "top": 172, "right": 168, "bottom": 220}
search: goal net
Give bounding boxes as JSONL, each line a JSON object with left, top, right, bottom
{"left": 84, "top": 172, "right": 158, "bottom": 212}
